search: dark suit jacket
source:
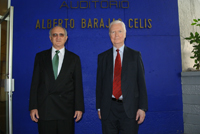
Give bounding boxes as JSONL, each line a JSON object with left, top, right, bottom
{"left": 29, "top": 48, "right": 84, "bottom": 120}
{"left": 96, "top": 46, "right": 148, "bottom": 119}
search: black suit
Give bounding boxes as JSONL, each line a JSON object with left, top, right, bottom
{"left": 96, "top": 46, "right": 148, "bottom": 133}
{"left": 29, "top": 48, "right": 84, "bottom": 133}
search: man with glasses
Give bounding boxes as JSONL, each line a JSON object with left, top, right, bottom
{"left": 29, "top": 25, "right": 84, "bottom": 134}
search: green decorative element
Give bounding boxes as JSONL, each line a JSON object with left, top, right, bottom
{"left": 52, "top": 50, "right": 60, "bottom": 79}
{"left": 185, "top": 19, "right": 200, "bottom": 70}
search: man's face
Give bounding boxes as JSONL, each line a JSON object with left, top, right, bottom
{"left": 109, "top": 23, "right": 126, "bottom": 48}
{"left": 49, "top": 27, "right": 68, "bottom": 50}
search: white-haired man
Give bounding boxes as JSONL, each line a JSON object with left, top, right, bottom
{"left": 96, "top": 20, "right": 148, "bottom": 134}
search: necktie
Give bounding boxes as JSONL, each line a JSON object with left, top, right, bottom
{"left": 113, "top": 49, "right": 122, "bottom": 100}
{"left": 52, "top": 50, "right": 60, "bottom": 79}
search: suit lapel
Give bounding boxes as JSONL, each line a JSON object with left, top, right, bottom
{"left": 106, "top": 48, "right": 114, "bottom": 95}
{"left": 44, "top": 48, "right": 55, "bottom": 83}
{"left": 107, "top": 48, "right": 113, "bottom": 80}
{"left": 121, "top": 46, "right": 129, "bottom": 83}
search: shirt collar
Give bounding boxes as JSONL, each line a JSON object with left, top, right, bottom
{"left": 52, "top": 46, "right": 65, "bottom": 54}
{"left": 113, "top": 44, "right": 125, "bottom": 53}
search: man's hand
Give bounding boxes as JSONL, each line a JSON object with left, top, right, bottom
{"left": 98, "top": 111, "right": 101, "bottom": 119}
{"left": 74, "top": 111, "right": 83, "bottom": 122}
{"left": 136, "top": 109, "right": 146, "bottom": 124}
{"left": 30, "top": 109, "right": 39, "bottom": 122}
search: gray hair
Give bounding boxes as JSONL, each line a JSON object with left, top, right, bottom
{"left": 49, "top": 25, "right": 68, "bottom": 37}
{"left": 109, "top": 20, "right": 126, "bottom": 34}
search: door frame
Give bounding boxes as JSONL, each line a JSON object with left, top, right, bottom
{"left": 0, "top": 6, "right": 14, "bottom": 134}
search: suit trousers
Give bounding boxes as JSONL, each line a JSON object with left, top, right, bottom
{"left": 38, "top": 119, "right": 74, "bottom": 134}
{"left": 101, "top": 100, "right": 139, "bottom": 134}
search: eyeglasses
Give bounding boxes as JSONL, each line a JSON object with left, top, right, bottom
{"left": 52, "top": 33, "right": 65, "bottom": 37}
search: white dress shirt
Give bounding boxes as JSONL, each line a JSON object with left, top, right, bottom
{"left": 52, "top": 47, "right": 65, "bottom": 76}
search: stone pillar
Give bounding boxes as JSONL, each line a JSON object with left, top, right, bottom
{"left": 181, "top": 71, "right": 200, "bottom": 134}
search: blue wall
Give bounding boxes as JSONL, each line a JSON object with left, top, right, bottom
{"left": 12, "top": 0, "right": 183, "bottom": 133}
